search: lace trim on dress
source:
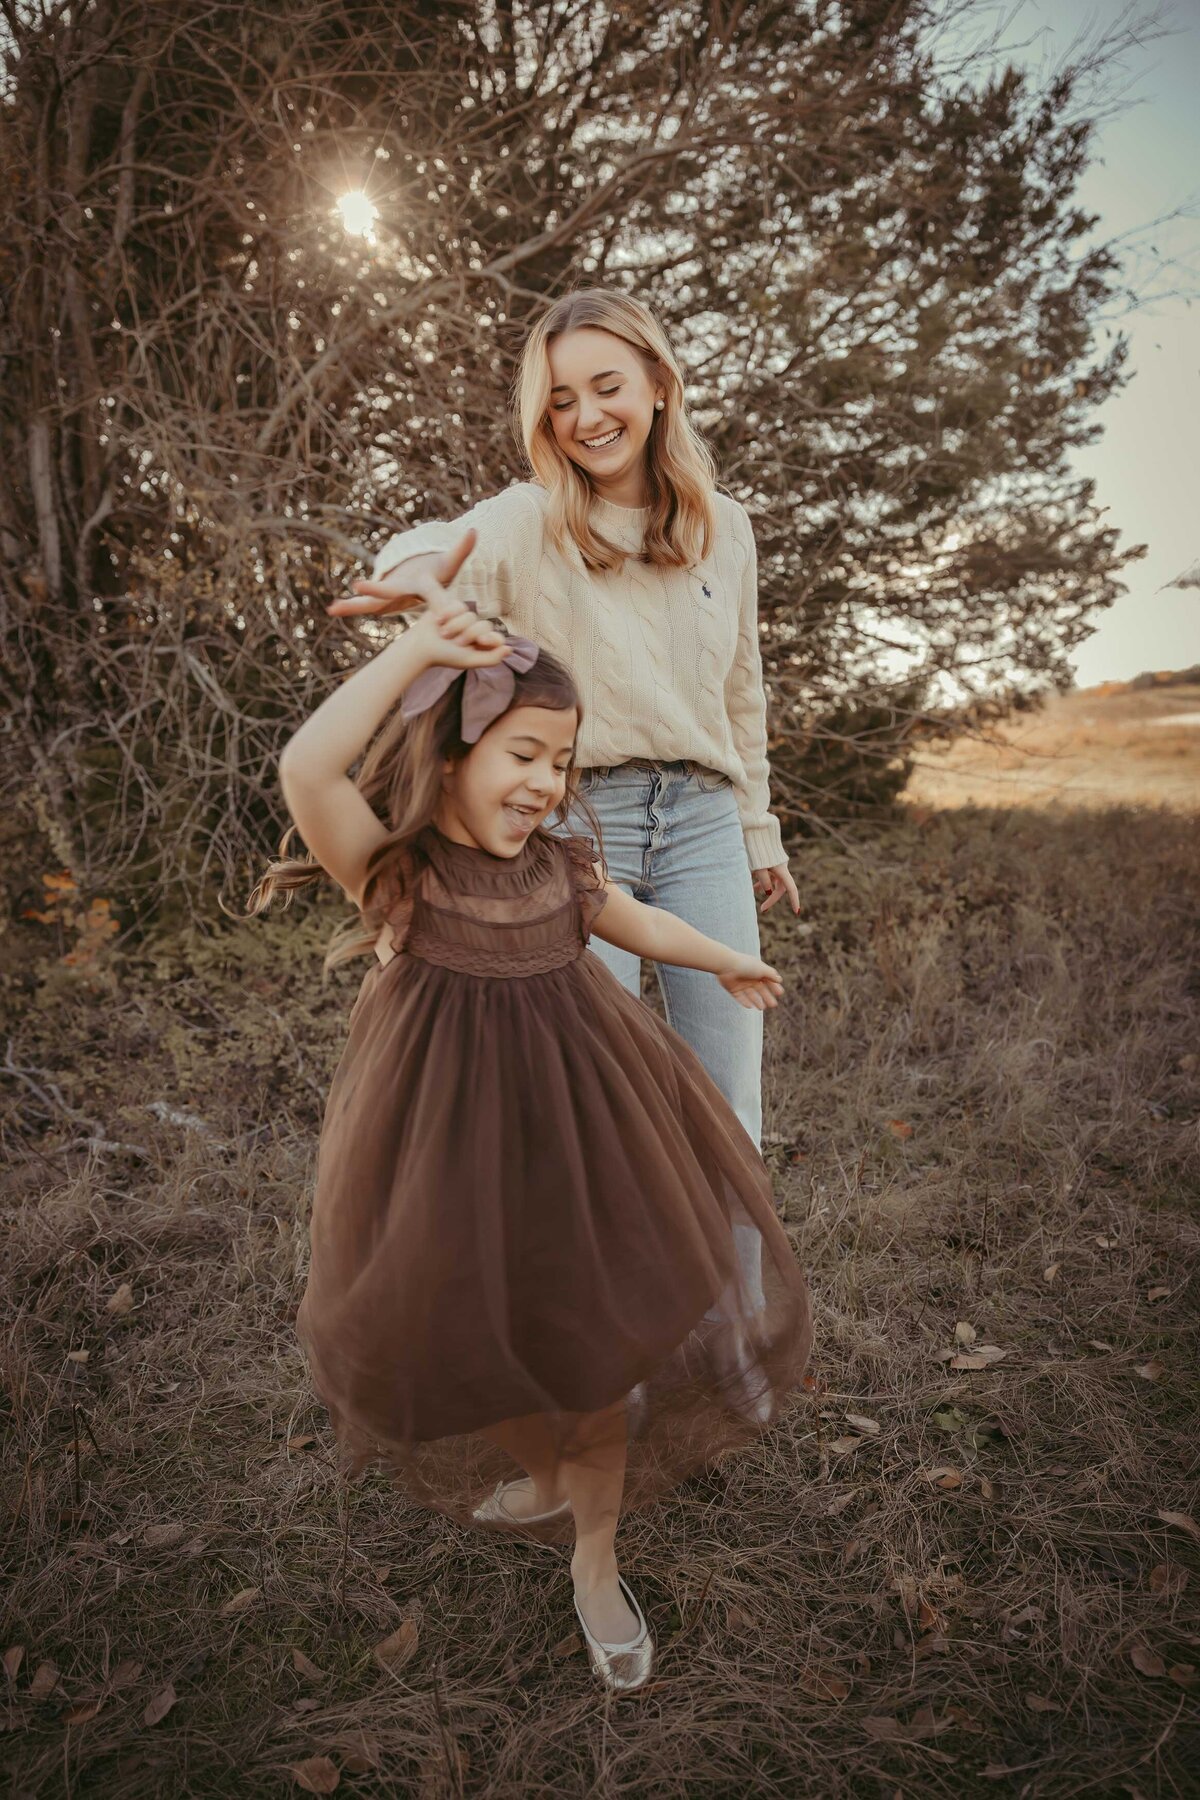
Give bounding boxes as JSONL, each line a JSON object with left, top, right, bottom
{"left": 403, "top": 933, "right": 583, "bottom": 977}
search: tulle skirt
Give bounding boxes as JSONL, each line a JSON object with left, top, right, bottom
{"left": 295, "top": 948, "right": 812, "bottom": 1534}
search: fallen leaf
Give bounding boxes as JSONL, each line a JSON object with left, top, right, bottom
{"left": 288, "top": 1435, "right": 317, "bottom": 1452}
{"left": 930, "top": 1406, "right": 968, "bottom": 1433}
{"left": 1168, "top": 1663, "right": 1196, "bottom": 1687}
{"left": 338, "top": 1733, "right": 382, "bottom": 1774}
{"left": 29, "top": 1661, "right": 61, "bottom": 1700}
{"left": 1043, "top": 1262, "right": 1061, "bottom": 1283}
{"left": 1024, "top": 1693, "right": 1061, "bottom": 1713}
{"left": 824, "top": 1491, "right": 858, "bottom": 1517}
{"left": 143, "top": 1522, "right": 187, "bottom": 1550}
{"left": 106, "top": 1282, "right": 135, "bottom": 1315}
{"left": 1146, "top": 1286, "right": 1171, "bottom": 1302}
{"left": 950, "top": 1346, "right": 1009, "bottom": 1371}
{"left": 109, "top": 1659, "right": 142, "bottom": 1688}
{"left": 1149, "top": 1563, "right": 1188, "bottom": 1597}
{"left": 373, "top": 1618, "right": 419, "bottom": 1672}
{"left": 887, "top": 1119, "right": 914, "bottom": 1140}
{"left": 798, "top": 1666, "right": 851, "bottom": 1701}
{"left": 290, "top": 1755, "right": 340, "bottom": 1793}
{"left": 932, "top": 1348, "right": 957, "bottom": 1362}
{"left": 292, "top": 1648, "right": 324, "bottom": 1681}
{"left": 844, "top": 1413, "right": 880, "bottom": 1435}
{"left": 218, "top": 1586, "right": 261, "bottom": 1617}
{"left": 1135, "top": 1360, "right": 1166, "bottom": 1381}
{"left": 827, "top": 1436, "right": 863, "bottom": 1455}
{"left": 550, "top": 1631, "right": 582, "bottom": 1658}
{"left": 66, "top": 1350, "right": 90, "bottom": 1364}
{"left": 3, "top": 1646, "right": 24, "bottom": 1682}
{"left": 1094, "top": 1236, "right": 1118, "bottom": 1249}
{"left": 63, "top": 1700, "right": 102, "bottom": 1725}
{"left": 1130, "top": 1643, "right": 1166, "bottom": 1679}
{"left": 980, "top": 1475, "right": 995, "bottom": 1501}
{"left": 372, "top": 1565, "right": 392, "bottom": 1584}
{"left": 293, "top": 1698, "right": 321, "bottom": 1715}
{"left": 143, "top": 1682, "right": 176, "bottom": 1726}
{"left": 1087, "top": 1339, "right": 1115, "bottom": 1353}
{"left": 954, "top": 1321, "right": 977, "bottom": 1345}
{"left": 924, "top": 1467, "right": 963, "bottom": 1490}
{"left": 1156, "top": 1509, "right": 1200, "bottom": 1542}
{"left": 863, "top": 1715, "right": 901, "bottom": 1740}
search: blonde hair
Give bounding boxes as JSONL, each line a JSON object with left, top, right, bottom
{"left": 513, "top": 288, "right": 718, "bottom": 574}
{"left": 247, "top": 643, "right": 606, "bottom": 973}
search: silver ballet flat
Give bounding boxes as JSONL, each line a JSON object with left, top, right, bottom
{"left": 471, "top": 1477, "right": 572, "bottom": 1531}
{"left": 573, "top": 1574, "right": 655, "bottom": 1694}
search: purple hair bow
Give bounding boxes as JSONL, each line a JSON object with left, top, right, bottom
{"left": 400, "top": 604, "right": 541, "bottom": 743}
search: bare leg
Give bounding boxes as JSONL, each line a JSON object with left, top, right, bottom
{"left": 561, "top": 1397, "right": 640, "bottom": 1644}
{"left": 476, "top": 1410, "right": 567, "bottom": 1518}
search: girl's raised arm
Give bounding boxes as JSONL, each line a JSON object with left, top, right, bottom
{"left": 279, "top": 610, "right": 507, "bottom": 908}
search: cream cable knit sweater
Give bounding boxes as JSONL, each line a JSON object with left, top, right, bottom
{"left": 371, "top": 482, "right": 787, "bottom": 870}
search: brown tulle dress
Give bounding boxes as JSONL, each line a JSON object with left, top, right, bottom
{"left": 295, "top": 821, "right": 812, "bottom": 1534}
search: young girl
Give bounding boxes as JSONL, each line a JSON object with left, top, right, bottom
{"left": 250, "top": 585, "right": 812, "bottom": 1695}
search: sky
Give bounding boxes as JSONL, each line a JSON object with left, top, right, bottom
{"left": 950, "top": 0, "right": 1200, "bottom": 686}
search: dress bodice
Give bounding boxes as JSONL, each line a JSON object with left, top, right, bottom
{"left": 383, "top": 825, "right": 608, "bottom": 978}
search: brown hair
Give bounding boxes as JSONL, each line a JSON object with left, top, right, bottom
{"left": 247, "top": 640, "right": 606, "bottom": 973}
{"left": 513, "top": 287, "right": 719, "bottom": 574}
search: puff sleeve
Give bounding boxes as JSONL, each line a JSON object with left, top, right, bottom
{"left": 559, "top": 833, "right": 610, "bottom": 948}
{"left": 367, "top": 852, "right": 418, "bottom": 960}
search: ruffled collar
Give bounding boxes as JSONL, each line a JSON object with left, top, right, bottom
{"left": 418, "top": 821, "right": 559, "bottom": 895}
{"left": 423, "top": 821, "right": 537, "bottom": 861}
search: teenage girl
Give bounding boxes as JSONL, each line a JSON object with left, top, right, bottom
{"left": 335, "top": 288, "right": 803, "bottom": 1343}
{"left": 250, "top": 590, "right": 812, "bottom": 1694}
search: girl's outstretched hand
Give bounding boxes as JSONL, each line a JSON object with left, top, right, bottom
{"left": 328, "top": 529, "right": 478, "bottom": 618}
{"left": 717, "top": 954, "right": 785, "bottom": 1011}
{"left": 406, "top": 602, "right": 511, "bottom": 668}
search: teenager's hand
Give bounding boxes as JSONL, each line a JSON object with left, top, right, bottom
{"left": 753, "top": 862, "right": 800, "bottom": 914}
{"left": 717, "top": 954, "right": 785, "bottom": 1011}
{"left": 407, "top": 602, "right": 510, "bottom": 669}
{"left": 327, "top": 529, "right": 478, "bottom": 619}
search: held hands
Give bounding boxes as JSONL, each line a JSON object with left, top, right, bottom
{"left": 406, "top": 600, "right": 510, "bottom": 671}
{"left": 328, "top": 530, "right": 479, "bottom": 620}
{"left": 717, "top": 953, "right": 785, "bottom": 1012}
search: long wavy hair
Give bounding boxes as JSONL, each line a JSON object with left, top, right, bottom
{"left": 246, "top": 642, "right": 606, "bottom": 974}
{"left": 514, "top": 288, "right": 719, "bottom": 575}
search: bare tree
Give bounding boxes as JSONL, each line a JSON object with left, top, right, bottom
{"left": 0, "top": 0, "right": 1150, "bottom": 922}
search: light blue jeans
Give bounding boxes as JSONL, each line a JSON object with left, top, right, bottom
{"left": 550, "top": 758, "right": 766, "bottom": 1318}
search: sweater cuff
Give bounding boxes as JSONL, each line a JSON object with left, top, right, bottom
{"left": 371, "top": 522, "right": 461, "bottom": 583}
{"left": 743, "top": 817, "right": 787, "bottom": 871}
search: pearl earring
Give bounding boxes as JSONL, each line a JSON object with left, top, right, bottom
{"left": 654, "top": 399, "right": 664, "bottom": 411}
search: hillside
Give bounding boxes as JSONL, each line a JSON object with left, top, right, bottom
{"left": 901, "top": 676, "right": 1200, "bottom": 814}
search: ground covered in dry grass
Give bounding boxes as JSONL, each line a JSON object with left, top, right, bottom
{"left": 2, "top": 803, "right": 1198, "bottom": 1797}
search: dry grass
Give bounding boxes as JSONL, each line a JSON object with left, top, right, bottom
{"left": 902, "top": 682, "right": 1200, "bottom": 815}
{"left": 2, "top": 801, "right": 1198, "bottom": 1797}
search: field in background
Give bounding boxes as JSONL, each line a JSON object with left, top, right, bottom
{"left": 2, "top": 753, "right": 1198, "bottom": 1793}
{"left": 902, "top": 679, "right": 1200, "bottom": 814}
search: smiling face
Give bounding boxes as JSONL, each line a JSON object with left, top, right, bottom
{"left": 545, "top": 326, "right": 665, "bottom": 505}
{"left": 437, "top": 702, "right": 580, "bottom": 856}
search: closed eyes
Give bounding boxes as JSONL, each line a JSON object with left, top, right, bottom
{"left": 513, "top": 754, "right": 571, "bottom": 772}
{"left": 552, "top": 387, "right": 620, "bottom": 412}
